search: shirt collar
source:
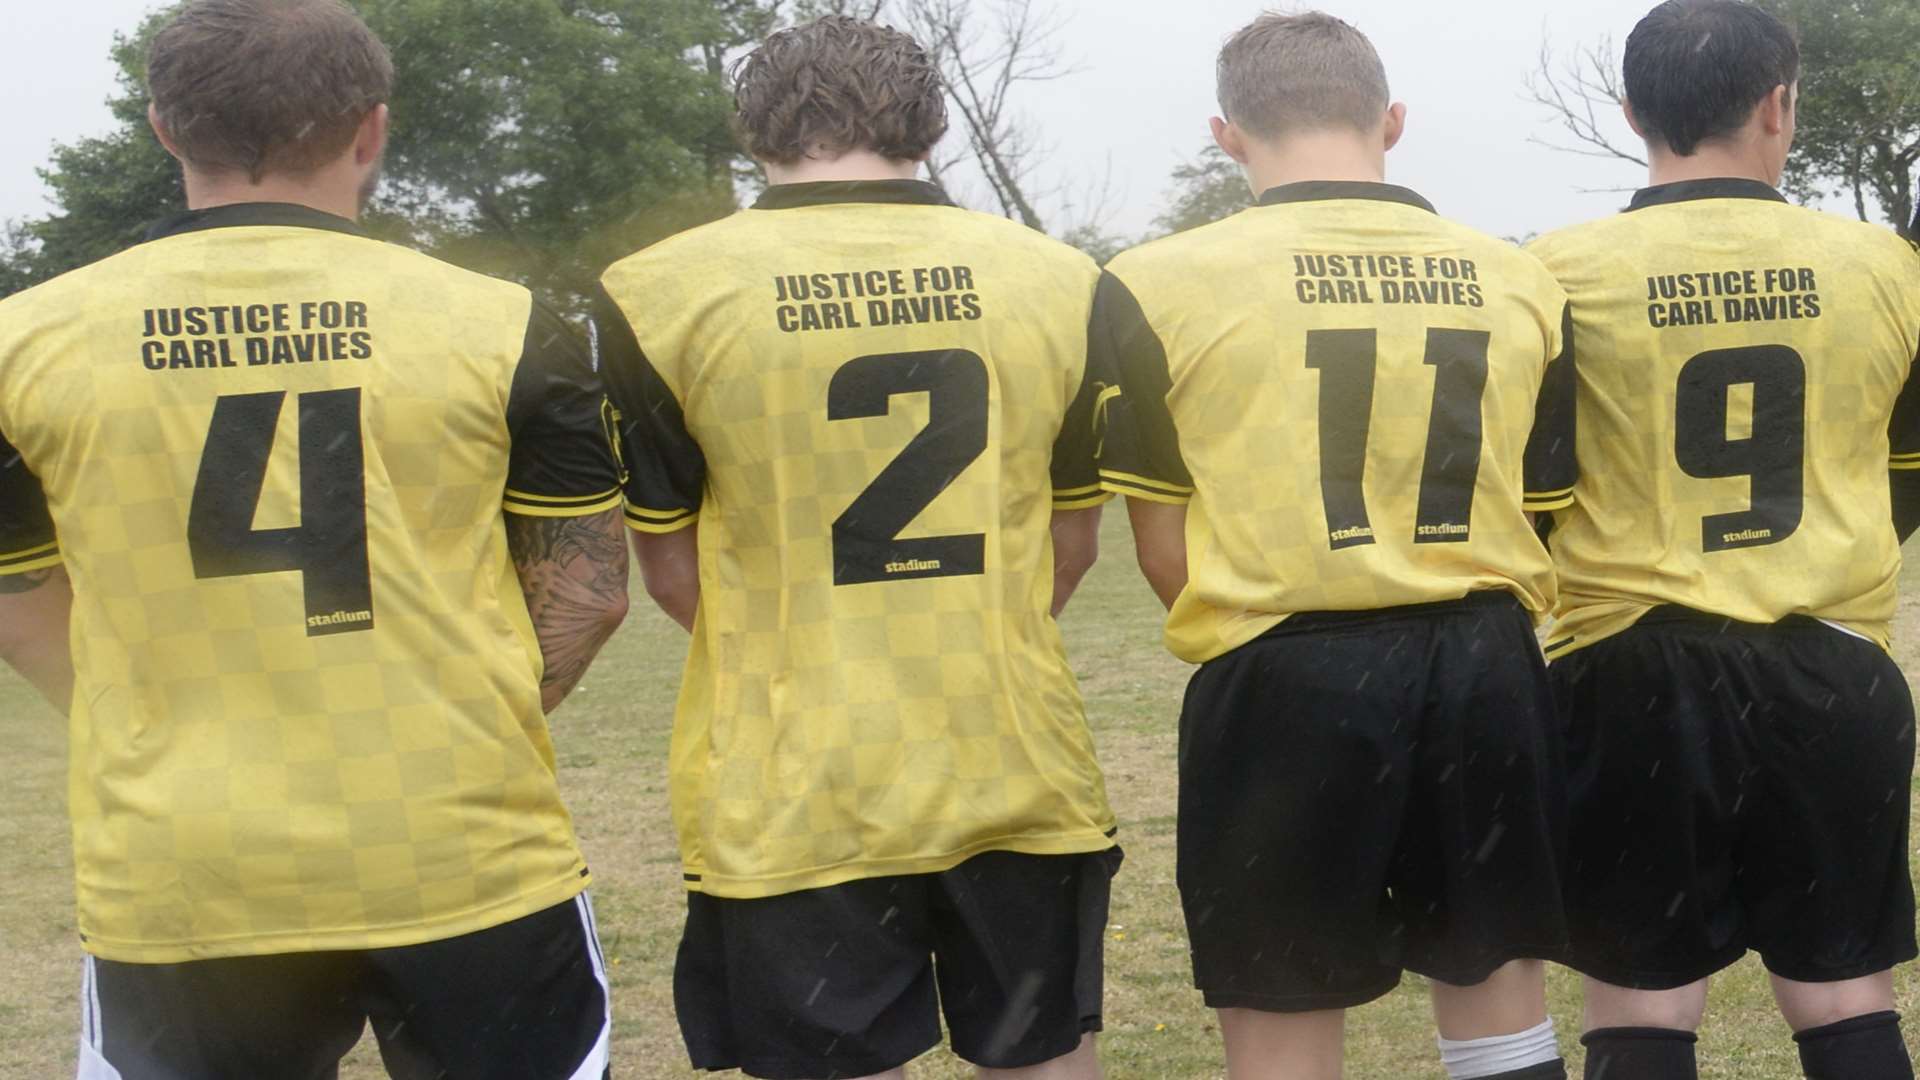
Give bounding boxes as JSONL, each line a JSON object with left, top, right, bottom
{"left": 752, "top": 180, "right": 957, "bottom": 211}
{"left": 145, "top": 202, "right": 370, "bottom": 242}
{"left": 1256, "top": 180, "right": 1436, "bottom": 214}
{"left": 1627, "top": 178, "right": 1789, "bottom": 212}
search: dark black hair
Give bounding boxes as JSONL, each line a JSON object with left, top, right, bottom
{"left": 1623, "top": 0, "right": 1799, "bottom": 157}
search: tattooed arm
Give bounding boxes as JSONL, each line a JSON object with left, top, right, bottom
{"left": 506, "top": 508, "right": 630, "bottom": 714}
{"left": 0, "top": 566, "right": 75, "bottom": 712}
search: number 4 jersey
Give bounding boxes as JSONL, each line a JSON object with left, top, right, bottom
{"left": 0, "top": 203, "right": 622, "bottom": 961}
{"left": 1096, "top": 181, "right": 1575, "bottom": 664}
{"left": 596, "top": 179, "right": 1116, "bottom": 899}
{"left": 1527, "top": 179, "right": 1920, "bottom": 658}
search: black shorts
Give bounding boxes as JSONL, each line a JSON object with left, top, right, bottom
{"left": 1553, "top": 608, "right": 1918, "bottom": 989}
{"left": 675, "top": 847, "right": 1121, "bottom": 1079}
{"left": 1177, "top": 592, "right": 1569, "bottom": 1012}
{"left": 79, "top": 895, "right": 610, "bottom": 1080}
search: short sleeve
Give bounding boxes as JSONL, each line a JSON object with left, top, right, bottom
{"left": 502, "top": 302, "right": 625, "bottom": 518}
{"left": 1523, "top": 303, "right": 1578, "bottom": 510}
{"left": 1050, "top": 350, "right": 1115, "bottom": 511}
{"left": 1890, "top": 344, "right": 1920, "bottom": 470}
{"left": 0, "top": 425, "right": 59, "bottom": 575}
{"left": 593, "top": 284, "right": 706, "bottom": 534}
{"left": 1089, "top": 270, "right": 1193, "bottom": 504}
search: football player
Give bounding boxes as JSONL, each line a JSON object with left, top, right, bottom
{"left": 1097, "top": 12, "right": 1574, "bottom": 1080}
{"left": 1528, "top": 3, "right": 1920, "bottom": 1078}
{"left": 0, "top": 2, "right": 628, "bottom": 1077}
{"left": 597, "top": 15, "right": 1119, "bottom": 1080}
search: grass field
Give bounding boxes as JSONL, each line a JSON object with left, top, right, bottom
{"left": 1, "top": 511, "right": 1916, "bottom": 1078}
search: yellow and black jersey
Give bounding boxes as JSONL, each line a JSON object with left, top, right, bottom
{"left": 1528, "top": 179, "right": 1920, "bottom": 657}
{"left": 1097, "top": 181, "right": 1575, "bottom": 664}
{"left": 597, "top": 179, "right": 1116, "bottom": 899}
{"left": 0, "top": 202, "right": 622, "bottom": 963}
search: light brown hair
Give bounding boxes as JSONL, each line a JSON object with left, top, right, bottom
{"left": 1217, "top": 11, "right": 1390, "bottom": 139}
{"left": 148, "top": 0, "right": 394, "bottom": 182}
{"left": 732, "top": 15, "right": 949, "bottom": 165}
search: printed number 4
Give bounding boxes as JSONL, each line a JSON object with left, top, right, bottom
{"left": 1305, "top": 328, "right": 1490, "bottom": 550}
{"left": 186, "top": 389, "right": 375, "bottom": 636}
{"left": 827, "top": 349, "right": 989, "bottom": 585}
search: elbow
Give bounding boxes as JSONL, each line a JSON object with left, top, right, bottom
{"left": 1058, "top": 538, "right": 1100, "bottom": 586}
{"left": 598, "top": 587, "right": 631, "bottom": 637}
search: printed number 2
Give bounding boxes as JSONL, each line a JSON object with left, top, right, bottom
{"left": 1305, "top": 328, "right": 1490, "bottom": 549}
{"left": 1675, "top": 345, "right": 1805, "bottom": 551}
{"left": 187, "top": 389, "right": 375, "bottom": 636}
{"left": 827, "top": 349, "right": 989, "bottom": 585}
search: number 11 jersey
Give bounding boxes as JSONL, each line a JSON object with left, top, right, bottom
{"left": 596, "top": 180, "right": 1116, "bottom": 900}
{"left": 1526, "top": 179, "right": 1920, "bottom": 658}
{"left": 1095, "top": 181, "right": 1575, "bottom": 664}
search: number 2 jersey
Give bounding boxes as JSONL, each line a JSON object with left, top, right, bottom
{"left": 1097, "top": 181, "right": 1575, "bottom": 664}
{"left": 596, "top": 180, "right": 1116, "bottom": 899}
{"left": 0, "top": 203, "right": 622, "bottom": 962}
{"left": 1527, "top": 179, "right": 1920, "bottom": 657}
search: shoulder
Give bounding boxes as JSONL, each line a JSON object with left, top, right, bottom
{"left": 1107, "top": 212, "right": 1250, "bottom": 284}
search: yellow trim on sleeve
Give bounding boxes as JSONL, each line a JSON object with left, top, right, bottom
{"left": 625, "top": 503, "right": 699, "bottom": 535}
{"left": 1892, "top": 456, "right": 1920, "bottom": 471}
{"left": 1523, "top": 494, "right": 1576, "bottom": 512}
{"left": 1099, "top": 468, "right": 1194, "bottom": 497}
{"left": 1053, "top": 490, "right": 1115, "bottom": 511}
{"left": 1100, "top": 475, "right": 1192, "bottom": 505}
{"left": 502, "top": 489, "right": 624, "bottom": 518}
{"left": 0, "top": 542, "right": 62, "bottom": 575}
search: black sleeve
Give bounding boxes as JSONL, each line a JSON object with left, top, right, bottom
{"left": 0, "top": 425, "right": 59, "bottom": 574}
{"left": 1088, "top": 270, "right": 1193, "bottom": 503}
{"left": 501, "top": 302, "right": 625, "bottom": 518}
{"left": 1890, "top": 349, "right": 1920, "bottom": 542}
{"left": 1522, "top": 303, "right": 1578, "bottom": 512}
{"left": 1050, "top": 349, "right": 1113, "bottom": 511}
{"left": 592, "top": 284, "right": 706, "bottom": 534}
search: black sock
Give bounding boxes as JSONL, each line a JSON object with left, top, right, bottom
{"left": 1795, "top": 1011, "right": 1913, "bottom": 1080}
{"left": 1581, "top": 1027, "right": 1698, "bottom": 1080}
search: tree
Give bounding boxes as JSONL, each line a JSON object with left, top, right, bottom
{"left": 1527, "top": 0, "right": 1920, "bottom": 233}
{"left": 1152, "top": 144, "right": 1251, "bottom": 236}
{"left": 4, "top": 0, "right": 765, "bottom": 308}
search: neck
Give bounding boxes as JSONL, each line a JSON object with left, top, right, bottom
{"left": 1240, "top": 131, "right": 1387, "bottom": 198}
{"left": 1645, "top": 141, "right": 1778, "bottom": 190}
{"left": 764, "top": 150, "right": 922, "bottom": 186}
{"left": 183, "top": 168, "right": 365, "bottom": 221}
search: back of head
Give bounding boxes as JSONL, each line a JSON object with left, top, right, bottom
{"left": 1623, "top": 0, "right": 1799, "bottom": 157}
{"left": 1216, "top": 11, "right": 1389, "bottom": 140}
{"left": 731, "top": 15, "right": 949, "bottom": 165}
{"left": 147, "top": 0, "right": 393, "bottom": 183}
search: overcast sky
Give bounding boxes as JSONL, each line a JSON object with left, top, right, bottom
{"left": 0, "top": 0, "right": 1842, "bottom": 243}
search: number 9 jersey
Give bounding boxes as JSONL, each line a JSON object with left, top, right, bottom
{"left": 596, "top": 180, "right": 1117, "bottom": 899}
{"left": 0, "top": 203, "right": 623, "bottom": 962}
{"left": 1526, "top": 179, "right": 1920, "bottom": 658}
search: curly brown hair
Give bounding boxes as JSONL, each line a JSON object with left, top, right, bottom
{"left": 732, "top": 16, "right": 949, "bottom": 166}
{"left": 148, "top": 0, "right": 393, "bottom": 182}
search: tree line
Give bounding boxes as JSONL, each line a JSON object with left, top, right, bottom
{"left": 4, "top": 0, "right": 1916, "bottom": 310}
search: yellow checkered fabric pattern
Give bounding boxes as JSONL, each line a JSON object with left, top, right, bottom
{"left": 1528, "top": 180, "right": 1920, "bottom": 658}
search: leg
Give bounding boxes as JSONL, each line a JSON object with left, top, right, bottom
{"left": 1582, "top": 976, "right": 1709, "bottom": 1033}
{"left": 1578, "top": 977, "right": 1707, "bottom": 1080}
{"left": 1217, "top": 1008, "right": 1344, "bottom": 1080}
{"left": 977, "top": 1033, "right": 1100, "bottom": 1080}
{"left": 1430, "top": 959, "right": 1549, "bottom": 1040}
{"left": 364, "top": 895, "right": 609, "bottom": 1080}
{"left": 83, "top": 950, "right": 363, "bottom": 1080}
{"left": 1773, "top": 971, "right": 1912, "bottom": 1080}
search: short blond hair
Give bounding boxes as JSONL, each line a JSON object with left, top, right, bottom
{"left": 1216, "top": 11, "right": 1389, "bottom": 139}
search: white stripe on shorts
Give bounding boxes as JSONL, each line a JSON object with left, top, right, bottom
{"left": 566, "top": 892, "right": 613, "bottom": 1080}
{"left": 75, "top": 956, "right": 123, "bottom": 1080}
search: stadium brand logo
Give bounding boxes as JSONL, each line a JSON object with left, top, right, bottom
{"left": 1416, "top": 523, "right": 1470, "bottom": 538}
{"left": 1329, "top": 525, "right": 1374, "bottom": 543}
{"left": 307, "top": 609, "right": 375, "bottom": 629}
{"left": 885, "top": 558, "right": 943, "bottom": 575}
{"left": 1722, "top": 528, "right": 1773, "bottom": 545}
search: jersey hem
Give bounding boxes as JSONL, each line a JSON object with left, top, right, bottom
{"left": 77, "top": 868, "right": 591, "bottom": 964}
{"left": 682, "top": 828, "right": 1120, "bottom": 900}
{"left": 502, "top": 489, "right": 623, "bottom": 518}
{"left": 0, "top": 543, "right": 62, "bottom": 574}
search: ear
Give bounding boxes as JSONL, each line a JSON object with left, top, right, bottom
{"left": 1211, "top": 116, "right": 1250, "bottom": 165}
{"left": 1382, "top": 102, "right": 1408, "bottom": 153}
{"left": 148, "top": 102, "right": 185, "bottom": 163}
{"left": 1621, "top": 97, "right": 1649, "bottom": 140}
{"left": 354, "top": 104, "right": 390, "bottom": 166}
{"left": 1757, "top": 83, "right": 1790, "bottom": 137}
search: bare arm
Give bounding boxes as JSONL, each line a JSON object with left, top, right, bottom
{"left": 633, "top": 526, "right": 700, "bottom": 633}
{"left": 0, "top": 566, "right": 74, "bottom": 712}
{"left": 506, "top": 508, "right": 630, "bottom": 713}
{"left": 1050, "top": 505, "right": 1102, "bottom": 616}
{"left": 1127, "top": 497, "right": 1188, "bottom": 610}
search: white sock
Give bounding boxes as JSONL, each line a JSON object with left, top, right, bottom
{"left": 1436, "top": 1018, "right": 1561, "bottom": 1079}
